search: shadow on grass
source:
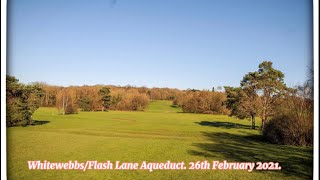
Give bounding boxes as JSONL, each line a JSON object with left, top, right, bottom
{"left": 188, "top": 132, "right": 313, "bottom": 179}
{"left": 31, "top": 120, "right": 50, "bottom": 126}
{"left": 196, "top": 121, "right": 258, "bottom": 129}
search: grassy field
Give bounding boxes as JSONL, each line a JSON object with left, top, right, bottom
{"left": 7, "top": 101, "right": 313, "bottom": 179}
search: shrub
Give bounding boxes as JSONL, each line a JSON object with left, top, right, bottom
{"left": 263, "top": 83, "right": 313, "bottom": 146}
{"left": 179, "top": 91, "right": 228, "bottom": 114}
{"left": 129, "top": 94, "right": 149, "bottom": 111}
{"left": 110, "top": 89, "right": 149, "bottom": 111}
{"left": 263, "top": 113, "right": 313, "bottom": 146}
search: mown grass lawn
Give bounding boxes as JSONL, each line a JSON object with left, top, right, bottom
{"left": 7, "top": 101, "right": 313, "bottom": 179}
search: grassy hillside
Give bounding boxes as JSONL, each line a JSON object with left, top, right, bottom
{"left": 7, "top": 101, "right": 313, "bottom": 179}
{"left": 145, "top": 100, "right": 182, "bottom": 113}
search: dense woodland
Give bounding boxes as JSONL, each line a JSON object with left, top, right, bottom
{"left": 6, "top": 61, "right": 314, "bottom": 146}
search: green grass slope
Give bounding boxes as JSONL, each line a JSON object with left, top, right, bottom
{"left": 145, "top": 100, "right": 182, "bottom": 113}
{"left": 7, "top": 101, "right": 313, "bottom": 179}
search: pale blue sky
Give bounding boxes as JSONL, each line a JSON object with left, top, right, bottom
{"left": 8, "top": 0, "right": 313, "bottom": 89}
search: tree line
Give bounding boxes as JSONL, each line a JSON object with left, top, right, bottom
{"left": 6, "top": 61, "right": 314, "bottom": 146}
{"left": 6, "top": 76, "right": 229, "bottom": 126}
{"left": 173, "top": 91, "right": 228, "bottom": 114}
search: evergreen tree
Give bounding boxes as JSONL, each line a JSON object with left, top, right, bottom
{"left": 6, "top": 75, "right": 44, "bottom": 126}
{"left": 99, "top": 87, "right": 111, "bottom": 111}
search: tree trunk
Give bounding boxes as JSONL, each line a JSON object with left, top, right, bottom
{"left": 262, "top": 118, "right": 265, "bottom": 129}
{"left": 251, "top": 115, "right": 255, "bottom": 129}
{"left": 62, "top": 96, "right": 65, "bottom": 115}
{"left": 261, "top": 107, "right": 266, "bottom": 129}
{"left": 65, "top": 96, "right": 69, "bottom": 114}
{"left": 45, "top": 93, "right": 49, "bottom": 106}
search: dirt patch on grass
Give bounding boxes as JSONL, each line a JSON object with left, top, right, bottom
{"left": 112, "top": 118, "right": 136, "bottom": 122}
